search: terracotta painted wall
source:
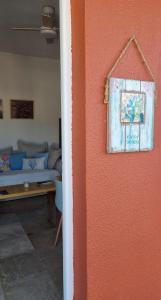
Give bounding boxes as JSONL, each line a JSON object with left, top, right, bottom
{"left": 72, "top": 0, "right": 161, "bottom": 299}
{"left": 71, "top": 1, "right": 87, "bottom": 299}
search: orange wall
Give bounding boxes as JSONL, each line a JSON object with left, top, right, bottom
{"left": 72, "top": 0, "right": 161, "bottom": 299}
{"left": 71, "top": 1, "right": 87, "bottom": 299}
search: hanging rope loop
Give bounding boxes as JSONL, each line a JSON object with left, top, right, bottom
{"left": 104, "top": 36, "right": 156, "bottom": 105}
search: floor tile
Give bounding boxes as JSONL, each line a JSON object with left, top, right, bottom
{"left": 0, "top": 251, "right": 43, "bottom": 290}
{"left": 38, "top": 248, "right": 63, "bottom": 294}
{"left": 18, "top": 208, "right": 50, "bottom": 233}
{"left": 0, "top": 282, "right": 5, "bottom": 300}
{"left": 14, "top": 251, "right": 44, "bottom": 280}
{"left": 0, "top": 197, "right": 63, "bottom": 299}
{"left": 5, "top": 272, "right": 61, "bottom": 300}
{"left": 0, "top": 214, "right": 19, "bottom": 226}
{"left": 28, "top": 227, "right": 55, "bottom": 250}
{"left": 0, "top": 223, "right": 34, "bottom": 259}
{"left": 0, "top": 256, "right": 18, "bottom": 289}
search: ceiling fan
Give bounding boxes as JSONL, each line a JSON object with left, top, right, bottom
{"left": 9, "top": 5, "right": 59, "bottom": 44}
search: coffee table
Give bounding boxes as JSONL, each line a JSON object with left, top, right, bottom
{"left": 0, "top": 182, "right": 56, "bottom": 223}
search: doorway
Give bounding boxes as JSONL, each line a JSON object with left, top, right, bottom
{"left": 59, "top": 0, "right": 73, "bottom": 299}
{"left": 0, "top": 0, "right": 73, "bottom": 299}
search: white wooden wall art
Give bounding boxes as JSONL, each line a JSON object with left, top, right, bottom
{"left": 108, "top": 77, "right": 155, "bottom": 152}
{"left": 104, "top": 36, "right": 156, "bottom": 153}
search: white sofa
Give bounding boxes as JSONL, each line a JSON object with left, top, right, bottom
{"left": 0, "top": 141, "right": 62, "bottom": 187}
{"left": 0, "top": 169, "right": 60, "bottom": 187}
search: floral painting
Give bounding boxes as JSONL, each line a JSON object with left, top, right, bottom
{"left": 120, "top": 91, "right": 145, "bottom": 124}
{"left": 0, "top": 99, "right": 3, "bottom": 119}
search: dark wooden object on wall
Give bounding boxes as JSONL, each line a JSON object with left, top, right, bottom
{"left": 59, "top": 118, "right": 62, "bottom": 148}
{"left": 11, "top": 100, "right": 34, "bottom": 119}
{"left": 0, "top": 99, "right": 3, "bottom": 119}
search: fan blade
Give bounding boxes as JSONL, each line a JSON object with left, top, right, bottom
{"left": 10, "top": 27, "right": 40, "bottom": 31}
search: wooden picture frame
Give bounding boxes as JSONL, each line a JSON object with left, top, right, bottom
{"left": 11, "top": 100, "right": 34, "bottom": 119}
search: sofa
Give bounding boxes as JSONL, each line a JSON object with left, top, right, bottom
{"left": 0, "top": 140, "right": 62, "bottom": 187}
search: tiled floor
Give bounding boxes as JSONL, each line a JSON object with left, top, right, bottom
{"left": 0, "top": 223, "right": 34, "bottom": 259}
{"left": 0, "top": 196, "right": 63, "bottom": 300}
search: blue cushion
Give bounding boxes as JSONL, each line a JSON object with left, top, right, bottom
{"left": 9, "top": 152, "right": 27, "bottom": 170}
{"left": 32, "top": 152, "right": 49, "bottom": 169}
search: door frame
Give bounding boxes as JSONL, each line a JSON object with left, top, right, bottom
{"left": 59, "top": 1, "right": 74, "bottom": 300}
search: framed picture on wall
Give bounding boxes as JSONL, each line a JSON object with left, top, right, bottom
{"left": 10, "top": 100, "right": 34, "bottom": 119}
{"left": 0, "top": 99, "right": 3, "bottom": 119}
{"left": 108, "top": 77, "right": 155, "bottom": 153}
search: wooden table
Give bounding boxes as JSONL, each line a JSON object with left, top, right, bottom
{"left": 0, "top": 182, "right": 56, "bottom": 223}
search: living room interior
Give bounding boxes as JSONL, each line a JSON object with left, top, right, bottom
{"left": 0, "top": 1, "right": 63, "bottom": 299}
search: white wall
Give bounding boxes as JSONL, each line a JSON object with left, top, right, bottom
{"left": 0, "top": 52, "right": 61, "bottom": 149}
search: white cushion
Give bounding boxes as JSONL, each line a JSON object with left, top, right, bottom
{"left": 17, "top": 140, "right": 48, "bottom": 157}
{"left": 22, "top": 157, "right": 46, "bottom": 170}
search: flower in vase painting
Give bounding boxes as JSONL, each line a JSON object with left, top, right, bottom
{"left": 120, "top": 91, "right": 145, "bottom": 124}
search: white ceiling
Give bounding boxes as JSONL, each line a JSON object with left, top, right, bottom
{"left": 0, "top": 0, "right": 60, "bottom": 59}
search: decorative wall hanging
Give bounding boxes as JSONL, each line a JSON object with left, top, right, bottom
{"left": 104, "top": 36, "right": 156, "bottom": 153}
{"left": 0, "top": 99, "right": 3, "bottom": 119}
{"left": 11, "top": 100, "right": 34, "bottom": 119}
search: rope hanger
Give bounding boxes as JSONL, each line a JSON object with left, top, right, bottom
{"left": 104, "top": 36, "right": 156, "bottom": 104}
